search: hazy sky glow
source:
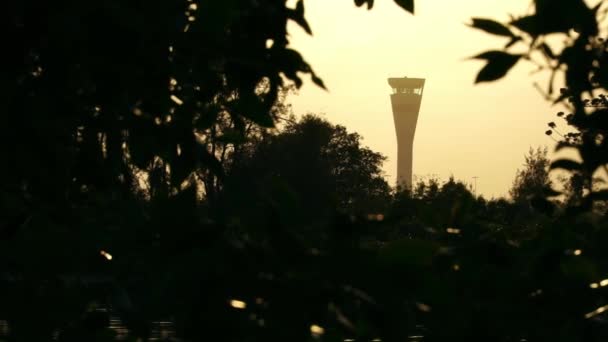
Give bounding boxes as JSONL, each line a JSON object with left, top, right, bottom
{"left": 287, "top": 0, "right": 565, "bottom": 198}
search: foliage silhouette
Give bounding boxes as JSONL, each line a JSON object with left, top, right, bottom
{"left": 469, "top": 1, "right": 608, "bottom": 340}
{"left": 2, "top": 0, "right": 418, "bottom": 340}
{"left": 4, "top": 0, "right": 608, "bottom": 341}
{"left": 221, "top": 115, "right": 391, "bottom": 226}
{"left": 470, "top": 0, "right": 608, "bottom": 209}
{"left": 509, "top": 147, "right": 552, "bottom": 204}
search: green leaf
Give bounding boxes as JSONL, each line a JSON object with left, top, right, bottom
{"left": 550, "top": 159, "right": 582, "bottom": 171}
{"left": 561, "top": 257, "right": 598, "bottom": 281}
{"left": 472, "top": 51, "right": 521, "bottom": 83}
{"left": 393, "top": 0, "right": 414, "bottom": 14}
{"left": 378, "top": 239, "right": 438, "bottom": 267}
{"left": 469, "top": 18, "right": 514, "bottom": 37}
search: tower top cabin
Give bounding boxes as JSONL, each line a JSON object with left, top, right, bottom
{"left": 388, "top": 77, "right": 425, "bottom": 95}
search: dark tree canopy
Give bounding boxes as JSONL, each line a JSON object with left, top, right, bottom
{"left": 509, "top": 147, "right": 552, "bottom": 203}
{"left": 5, "top": 0, "right": 608, "bottom": 341}
{"left": 222, "top": 115, "right": 391, "bottom": 224}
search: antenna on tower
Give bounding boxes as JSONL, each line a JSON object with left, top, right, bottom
{"left": 472, "top": 176, "right": 479, "bottom": 196}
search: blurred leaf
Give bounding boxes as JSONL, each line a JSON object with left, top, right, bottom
{"left": 288, "top": 0, "right": 312, "bottom": 35}
{"left": 197, "top": 145, "right": 225, "bottom": 179}
{"left": 530, "top": 196, "right": 556, "bottom": 215}
{"left": 470, "top": 18, "right": 514, "bottom": 37}
{"left": 195, "top": 108, "right": 220, "bottom": 130}
{"left": 378, "top": 239, "right": 438, "bottom": 267}
{"left": 552, "top": 91, "right": 572, "bottom": 105}
{"left": 354, "top": 0, "right": 374, "bottom": 9}
{"left": 561, "top": 257, "right": 598, "bottom": 281}
{"left": 540, "top": 42, "right": 555, "bottom": 59}
{"left": 473, "top": 51, "right": 521, "bottom": 83}
{"left": 510, "top": 15, "right": 542, "bottom": 36}
{"left": 543, "top": 187, "right": 562, "bottom": 197}
{"left": 590, "top": 190, "right": 608, "bottom": 201}
{"left": 535, "top": 0, "right": 598, "bottom": 36}
{"left": 504, "top": 36, "right": 522, "bottom": 49}
{"left": 234, "top": 93, "right": 276, "bottom": 128}
{"left": 555, "top": 141, "right": 577, "bottom": 151}
{"left": 216, "top": 129, "right": 247, "bottom": 144}
{"left": 393, "top": 0, "right": 414, "bottom": 13}
{"left": 550, "top": 159, "right": 582, "bottom": 171}
{"left": 581, "top": 108, "right": 608, "bottom": 131}
{"left": 311, "top": 74, "right": 327, "bottom": 90}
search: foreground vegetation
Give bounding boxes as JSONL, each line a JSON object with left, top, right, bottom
{"left": 2, "top": 0, "right": 608, "bottom": 341}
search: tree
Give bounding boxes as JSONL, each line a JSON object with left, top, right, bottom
{"left": 509, "top": 147, "right": 552, "bottom": 203}
{"left": 1, "top": 0, "right": 414, "bottom": 242}
{"left": 467, "top": 2, "right": 608, "bottom": 340}
{"left": 221, "top": 115, "right": 391, "bottom": 225}
{"left": 469, "top": 0, "right": 608, "bottom": 208}
{"left": 2, "top": 1, "right": 417, "bottom": 340}
{"left": 11, "top": 0, "right": 608, "bottom": 341}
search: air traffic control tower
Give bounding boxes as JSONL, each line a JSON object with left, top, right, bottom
{"left": 388, "top": 77, "right": 425, "bottom": 188}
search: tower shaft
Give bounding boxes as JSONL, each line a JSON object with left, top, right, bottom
{"left": 388, "top": 77, "right": 425, "bottom": 189}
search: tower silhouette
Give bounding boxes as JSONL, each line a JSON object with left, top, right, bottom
{"left": 388, "top": 77, "right": 425, "bottom": 188}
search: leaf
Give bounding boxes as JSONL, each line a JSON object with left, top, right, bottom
{"left": 233, "top": 91, "right": 276, "bottom": 128}
{"left": 378, "top": 239, "right": 438, "bottom": 267}
{"left": 354, "top": 0, "right": 374, "bottom": 9}
{"left": 393, "top": 0, "right": 414, "bottom": 14}
{"left": 216, "top": 129, "right": 247, "bottom": 144}
{"left": 288, "top": 0, "right": 312, "bottom": 35}
{"left": 555, "top": 141, "right": 577, "bottom": 151}
{"left": 469, "top": 18, "right": 514, "bottom": 37}
{"left": 311, "top": 74, "right": 326, "bottom": 90}
{"left": 582, "top": 108, "right": 608, "bottom": 131}
{"left": 552, "top": 91, "right": 571, "bottom": 105}
{"left": 472, "top": 51, "right": 521, "bottom": 83}
{"left": 530, "top": 196, "right": 556, "bottom": 215}
{"left": 550, "top": 159, "right": 582, "bottom": 171}
{"left": 504, "top": 36, "right": 522, "bottom": 49}
{"left": 590, "top": 190, "right": 608, "bottom": 201}
{"left": 561, "top": 257, "right": 598, "bottom": 281}
{"left": 536, "top": 0, "right": 598, "bottom": 36}
{"left": 543, "top": 187, "right": 562, "bottom": 197}
{"left": 539, "top": 42, "right": 555, "bottom": 59}
{"left": 274, "top": 48, "right": 310, "bottom": 88}
{"left": 510, "top": 15, "right": 541, "bottom": 36}
{"left": 196, "top": 145, "right": 225, "bottom": 179}
{"left": 195, "top": 108, "right": 220, "bottom": 130}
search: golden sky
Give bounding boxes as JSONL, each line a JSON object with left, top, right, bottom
{"left": 287, "top": 0, "right": 564, "bottom": 198}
